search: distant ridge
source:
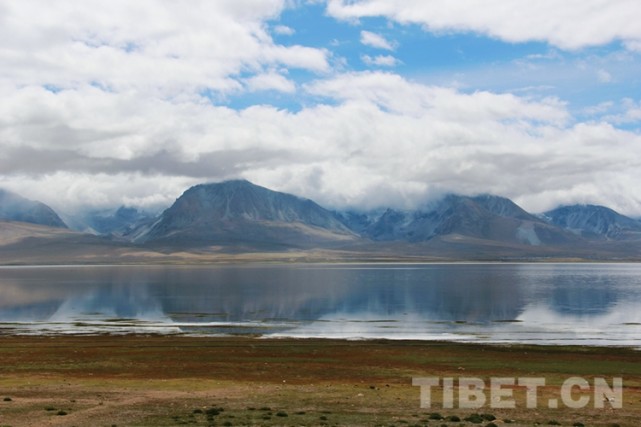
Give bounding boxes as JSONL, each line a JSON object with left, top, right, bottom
{"left": 63, "top": 206, "right": 156, "bottom": 237}
{"left": 137, "top": 181, "right": 641, "bottom": 252}
{"left": 543, "top": 204, "right": 641, "bottom": 240}
{"left": 4, "top": 181, "right": 641, "bottom": 262}
{"left": 136, "top": 180, "right": 356, "bottom": 248}
{"left": 0, "top": 189, "right": 67, "bottom": 228}
{"left": 336, "top": 194, "right": 577, "bottom": 246}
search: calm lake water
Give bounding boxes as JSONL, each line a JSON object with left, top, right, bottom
{"left": 1, "top": 263, "right": 641, "bottom": 346}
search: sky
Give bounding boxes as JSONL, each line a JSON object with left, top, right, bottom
{"left": 1, "top": 0, "right": 641, "bottom": 216}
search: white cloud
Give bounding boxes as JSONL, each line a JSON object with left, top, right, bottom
{"left": 0, "top": 0, "right": 328, "bottom": 97}
{"left": 582, "top": 101, "right": 614, "bottom": 116}
{"left": 625, "top": 107, "right": 641, "bottom": 122}
{"left": 328, "top": 0, "right": 641, "bottom": 51}
{"left": 597, "top": 69, "right": 613, "bottom": 83}
{"left": 1, "top": 172, "right": 195, "bottom": 213}
{"left": 360, "top": 30, "right": 395, "bottom": 50}
{"left": 4, "top": 70, "right": 641, "bottom": 216}
{"left": 601, "top": 98, "right": 641, "bottom": 125}
{"left": 361, "top": 54, "right": 399, "bottom": 67}
{"left": 245, "top": 72, "right": 297, "bottom": 93}
{"left": 625, "top": 40, "right": 641, "bottom": 52}
{"left": 260, "top": 44, "right": 329, "bottom": 73}
{"left": 274, "top": 25, "right": 295, "bottom": 36}
{"left": 2, "top": 2, "right": 641, "bottom": 218}
{"left": 305, "top": 71, "right": 568, "bottom": 123}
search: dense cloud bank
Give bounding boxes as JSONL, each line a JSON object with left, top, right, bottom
{"left": 1, "top": 1, "right": 640, "bottom": 216}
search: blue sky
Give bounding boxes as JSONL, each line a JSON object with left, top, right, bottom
{"left": 244, "top": 3, "right": 641, "bottom": 127}
{"left": 1, "top": 0, "right": 641, "bottom": 215}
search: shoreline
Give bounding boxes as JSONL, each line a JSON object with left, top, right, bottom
{"left": 1, "top": 335, "right": 640, "bottom": 426}
{"left": 2, "top": 257, "right": 640, "bottom": 266}
{"left": 3, "top": 329, "right": 641, "bottom": 350}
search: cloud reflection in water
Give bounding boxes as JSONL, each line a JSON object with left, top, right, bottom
{"left": 0, "top": 264, "right": 639, "bottom": 345}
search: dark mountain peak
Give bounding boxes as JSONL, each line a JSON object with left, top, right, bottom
{"left": 187, "top": 179, "right": 278, "bottom": 198}
{"left": 188, "top": 179, "right": 254, "bottom": 194}
{"left": 0, "top": 188, "right": 25, "bottom": 202}
{"left": 0, "top": 188, "right": 67, "bottom": 228}
{"left": 365, "top": 208, "right": 410, "bottom": 241}
{"left": 114, "top": 206, "right": 140, "bottom": 219}
{"left": 471, "top": 194, "right": 537, "bottom": 221}
{"left": 437, "top": 193, "right": 467, "bottom": 205}
{"left": 139, "top": 180, "right": 354, "bottom": 247}
{"left": 419, "top": 193, "right": 540, "bottom": 225}
{"left": 381, "top": 207, "right": 405, "bottom": 217}
{"left": 544, "top": 204, "right": 641, "bottom": 240}
{"left": 68, "top": 205, "right": 155, "bottom": 236}
{"left": 548, "top": 203, "right": 618, "bottom": 217}
{"left": 342, "top": 192, "right": 574, "bottom": 246}
{"left": 173, "top": 179, "right": 329, "bottom": 223}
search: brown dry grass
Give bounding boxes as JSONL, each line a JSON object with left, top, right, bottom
{"left": 0, "top": 335, "right": 640, "bottom": 426}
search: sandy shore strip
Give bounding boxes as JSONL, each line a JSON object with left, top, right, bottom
{"left": 0, "top": 335, "right": 639, "bottom": 426}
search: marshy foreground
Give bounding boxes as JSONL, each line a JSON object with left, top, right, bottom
{"left": 0, "top": 335, "right": 639, "bottom": 426}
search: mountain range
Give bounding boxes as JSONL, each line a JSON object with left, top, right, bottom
{"left": 0, "top": 189, "right": 67, "bottom": 228}
{"left": 336, "top": 194, "right": 579, "bottom": 246}
{"left": 62, "top": 206, "right": 157, "bottom": 237}
{"left": 542, "top": 204, "right": 641, "bottom": 240}
{"left": 133, "top": 180, "right": 356, "bottom": 249}
{"left": 2, "top": 180, "right": 641, "bottom": 263}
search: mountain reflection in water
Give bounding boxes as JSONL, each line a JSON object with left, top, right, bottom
{"left": 1, "top": 263, "right": 640, "bottom": 346}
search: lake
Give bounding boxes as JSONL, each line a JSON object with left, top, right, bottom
{"left": 1, "top": 263, "right": 641, "bottom": 347}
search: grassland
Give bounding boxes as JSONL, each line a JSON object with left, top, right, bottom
{"left": 0, "top": 335, "right": 639, "bottom": 426}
